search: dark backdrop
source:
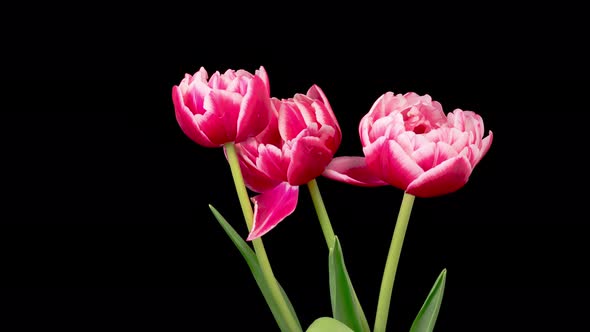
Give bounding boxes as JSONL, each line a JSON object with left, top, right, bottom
{"left": 1, "top": 4, "right": 589, "bottom": 332}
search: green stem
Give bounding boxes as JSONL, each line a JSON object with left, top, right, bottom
{"left": 373, "top": 192, "right": 416, "bottom": 332}
{"left": 224, "top": 142, "right": 302, "bottom": 332}
{"left": 306, "top": 179, "right": 335, "bottom": 249}
{"left": 225, "top": 142, "right": 254, "bottom": 231}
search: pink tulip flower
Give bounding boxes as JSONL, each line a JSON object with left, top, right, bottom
{"left": 172, "top": 66, "right": 272, "bottom": 147}
{"left": 235, "top": 84, "right": 341, "bottom": 240}
{"left": 323, "top": 92, "right": 493, "bottom": 197}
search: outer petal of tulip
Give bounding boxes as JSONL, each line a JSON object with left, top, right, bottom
{"left": 277, "top": 100, "right": 307, "bottom": 142}
{"left": 173, "top": 85, "right": 218, "bottom": 147}
{"left": 364, "top": 137, "right": 423, "bottom": 190}
{"left": 287, "top": 135, "right": 334, "bottom": 186}
{"left": 234, "top": 139, "right": 283, "bottom": 193}
{"left": 323, "top": 157, "right": 388, "bottom": 187}
{"left": 203, "top": 88, "right": 242, "bottom": 143}
{"left": 406, "top": 155, "right": 472, "bottom": 197}
{"left": 247, "top": 182, "right": 299, "bottom": 241}
{"left": 235, "top": 71, "right": 272, "bottom": 143}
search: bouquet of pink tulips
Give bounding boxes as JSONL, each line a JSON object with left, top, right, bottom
{"left": 172, "top": 66, "right": 493, "bottom": 332}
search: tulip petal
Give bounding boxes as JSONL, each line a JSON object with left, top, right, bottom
{"left": 306, "top": 84, "right": 334, "bottom": 118}
{"left": 255, "top": 66, "right": 270, "bottom": 95}
{"left": 172, "top": 86, "right": 218, "bottom": 147}
{"left": 235, "top": 141, "right": 282, "bottom": 193}
{"left": 278, "top": 101, "right": 308, "bottom": 142}
{"left": 257, "top": 143, "right": 288, "bottom": 182}
{"left": 236, "top": 75, "right": 271, "bottom": 142}
{"left": 411, "top": 141, "right": 437, "bottom": 170}
{"left": 365, "top": 138, "right": 423, "bottom": 190}
{"left": 194, "top": 110, "right": 230, "bottom": 145}
{"left": 182, "top": 77, "right": 210, "bottom": 116}
{"left": 203, "top": 89, "right": 242, "bottom": 142}
{"left": 323, "top": 157, "right": 388, "bottom": 187}
{"left": 307, "top": 85, "right": 341, "bottom": 134}
{"left": 406, "top": 155, "right": 472, "bottom": 197}
{"left": 247, "top": 183, "right": 299, "bottom": 241}
{"left": 287, "top": 136, "right": 334, "bottom": 186}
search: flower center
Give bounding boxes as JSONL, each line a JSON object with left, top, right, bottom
{"left": 401, "top": 107, "right": 432, "bottom": 134}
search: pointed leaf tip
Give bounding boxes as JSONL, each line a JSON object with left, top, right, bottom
{"left": 328, "top": 236, "right": 370, "bottom": 332}
{"left": 409, "top": 268, "right": 447, "bottom": 332}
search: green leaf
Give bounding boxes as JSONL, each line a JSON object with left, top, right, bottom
{"left": 306, "top": 317, "right": 355, "bottom": 332}
{"left": 328, "top": 236, "right": 371, "bottom": 332}
{"left": 409, "top": 268, "right": 447, "bottom": 332}
{"left": 208, "top": 204, "right": 302, "bottom": 332}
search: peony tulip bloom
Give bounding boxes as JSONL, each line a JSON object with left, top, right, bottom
{"left": 234, "top": 84, "right": 341, "bottom": 240}
{"left": 323, "top": 92, "right": 493, "bottom": 197}
{"left": 172, "top": 66, "right": 272, "bottom": 147}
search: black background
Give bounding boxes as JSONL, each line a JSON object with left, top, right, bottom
{"left": 1, "top": 4, "right": 589, "bottom": 332}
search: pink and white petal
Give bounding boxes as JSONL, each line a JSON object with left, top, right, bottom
{"left": 255, "top": 66, "right": 270, "bottom": 95}
{"left": 396, "top": 131, "right": 417, "bottom": 155}
{"left": 406, "top": 155, "right": 472, "bottom": 197}
{"left": 463, "top": 111, "right": 484, "bottom": 141}
{"left": 370, "top": 92, "right": 394, "bottom": 119}
{"left": 293, "top": 97, "right": 316, "bottom": 125}
{"left": 247, "top": 183, "right": 299, "bottom": 241}
{"left": 411, "top": 141, "right": 436, "bottom": 170}
{"left": 365, "top": 138, "right": 423, "bottom": 190}
{"left": 226, "top": 75, "right": 245, "bottom": 94}
{"left": 195, "top": 109, "right": 230, "bottom": 145}
{"left": 359, "top": 114, "right": 375, "bottom": 147}
{"left": 456, "top": 144, "right": 478, "bottom": 168}
{"left": 369, "top": 116, "right": 396, "bottom": 143}
{"left": 447, "top": 109, "right": 465, "bottom": 130}
{"left": 241, "top": 161, "right": 282, "bottom": 193}
{"left": 182, "top": 79, "right": 211, "bottom": 115}
{"left": 306, "top": 84, "right": 334, "bottom": 117}
{"left": 172, "top": 86, "right": 218, "bottom": 147}
{"left": 421, "top": 100, "right": 446, "bottom": 126}
{"left": 256, "top": 144, "right": 287, "bottom": 181}
{"left": 236, "top": 76, "right": 271, "bottom": 142}
{"left": 234, "top": 138, "right": 259, "bottom": 162}
{"left": 235, "top": 142, "right": 281, "bottom": 193}
{"left": 432, "top": 141, "right": 460, "bottom": 167}
{"left": 278, "top": 101, "right": 307, "bottom": 142}
{"left": 207, "top": 71, "right": 222, "bottom": 89}
{"left": 193, "top": 67, "right": 209, "bottom": 83}
{"left": 203, "top": 89, "right": 243, "bottom": 141}
{"left": 219, "top": 69, "right": 237, "bottom": 89}
{"left": 287, "top": 136, "right": 334, "bottom": 186}
{"left": 322, "top": 157, "right": 388, "bottom": 187}
{"left": 449, "top": 129, "right": 470, "bottom": 153}
{"left": 312, "top": 99, "right": 339, "bottom": 132}
{"left": 307, "top": 85, "right": 340, "bottom": 130}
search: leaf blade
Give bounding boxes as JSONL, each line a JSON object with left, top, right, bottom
{"left": 209, "top": 204, "right": 302, "bottom": 331}
{"left": 306, "top": 317, "right": 355, "bottom": 332}
{"left": 328, "top": 236, "right": 371, "bottom": 332}
{"left": 409, "top": 268, "right": 447, "bottom": 332}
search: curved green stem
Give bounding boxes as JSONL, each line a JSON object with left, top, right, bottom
{"left": 225, "top": 142, "right": 302, "bottom": 332}
{"left": 306, "top": 179, "right": 335, "bottom": 249}
{"left": 374, "top": 192, "right": 416, "bottom": 332}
